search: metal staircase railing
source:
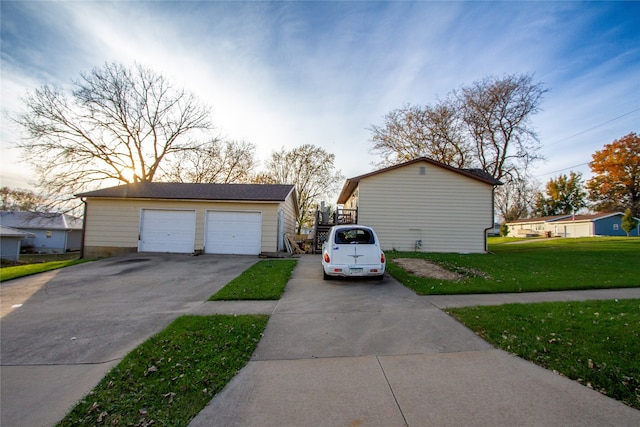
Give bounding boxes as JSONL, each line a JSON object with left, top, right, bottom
{"left": 312, "top": 208, "right": 357, "bottom": 253}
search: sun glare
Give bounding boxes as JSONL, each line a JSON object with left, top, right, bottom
{"left": 121, "top": 167, "right": 136, "bottom": 183}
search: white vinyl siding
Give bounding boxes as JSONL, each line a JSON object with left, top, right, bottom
{"left": 356, "top": 162, "right": 493, "bottom": 253}
{"left": 205, "top": 211, "right": 261, "bottom": 255}
{"left": 281, "top": 190, "right": 297, "bottom": 235}
{"left": 343, "top": 189, "right": 358, "bottom": 210}
{"left": 556, "top": 222, "right": 594, "bottom": 238}
{"left": 83, "top": 199, "right": 286, "bottom": 255}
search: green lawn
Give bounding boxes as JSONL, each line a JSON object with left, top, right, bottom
{"left": 210, "top": 259, "right": 297, "bottom": 300}
{"left": 57, "top": 258, "right": 297, "bottom": 426}
{"left": 0, "top": 259, "right": 93, "bottom": 282}
{"left": 387, "top": 237, "right": 640, "bottom": 295}
{"left": 448, "top": 299, "right": 640, "bottom": 409}
{"left": 57, "top": 315, "right": 268, "bottom": 427}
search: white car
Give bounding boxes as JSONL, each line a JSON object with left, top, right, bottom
{"left": 321, "top": 225, "right": 386, "bottom": 280}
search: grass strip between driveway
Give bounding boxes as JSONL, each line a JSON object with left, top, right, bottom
{"left": 210, "top": 259, "right": 297, "bottom": 300}
{"left": 0, "top": 259, "right": 93, "bottom": 282}
{"left": 387, "top": 237, "right": 640, "bottom": 295}
{"left": 57, "top": 314, "right": 268, "bottom": 427}
{"left": 448, "top": 299, "right": 640, "bottom": 409}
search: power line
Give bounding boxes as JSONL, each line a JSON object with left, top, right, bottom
{"left": 536, "top": 161, "right": 590, "bottom": 177}
{"left": 543, "top": 108, "right": 640, "bottom": 148}
{"left": 535, "top": 108, "right": 639, "bottom": 178}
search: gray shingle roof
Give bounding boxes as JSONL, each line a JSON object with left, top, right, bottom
{"left": 508, "top": 212, "right": 640, "bottom": 225}
{"left": 459, "top": 168, "right": 502, "bottom": 183}
{"left": 76, "top": 182, "right": 295, "bottom": 202}
{"left": 506, "top": 214, "right": 572, "bottom": 224}
{"left": 0, "top": 211, "right": 83, "bottom": 230}
{"left": 0, "top": 225, "right": 35, "bottom": 237}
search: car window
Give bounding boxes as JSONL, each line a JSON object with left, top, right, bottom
{"left": 334, "top": 228, "right": 375, "bottom": 244}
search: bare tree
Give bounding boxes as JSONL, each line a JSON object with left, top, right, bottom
{"left": 0, "top": 187, "right": 48, "bottom": 212}
{"left": 255, "top": 144, "right": 344, "bottom": 233}
{"left": 11, "top": 62, "right": 215, "bottom": 201}
{"left": 369, "top": 101, "right": 470, "bottom": 168}
{"left": 161, "top": 140, "right": 257, "bottom": 183}
{"left": 458, "top": 74, "right": 547, "bottom": 183}
{"left": 369, "top": 73, "right": 547, "bottom": 184}
{"left": 494, "top": 177, "right": 537, "bottom": 222}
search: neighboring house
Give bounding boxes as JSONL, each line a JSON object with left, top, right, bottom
{"left": 0, "top": 211, "right": 83, "bottom": 254}
{"left": 0, "top": 226, "right": 35, "bottom": 262}
{"left": 506, "top": 212, "right": 640, "bottom": 237}
{"left": 551, "top": 212, "right": 640, "bottom": 237}
{"left": 505, "top": 215, "right": 572, "bottom": 237}
{"left": 336, "top": 157, "right": 502, "bottom": 253}
{"left": 76, "top": 182, "right": 298, "bottom": 257}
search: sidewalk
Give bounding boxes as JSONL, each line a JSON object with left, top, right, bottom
{"left": 190, "top": 255, "right": 640, "bottom": 426}
{"left": 425, "top": 287, "right": 640, "bottom": 308}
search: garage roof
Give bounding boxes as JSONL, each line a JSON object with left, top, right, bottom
{"left": 76, "top": 182, "right": 296, "bottom": 202}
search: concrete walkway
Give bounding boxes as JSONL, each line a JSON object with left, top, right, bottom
{"left": 190, "top": 255, "right": 640, "bottom": 427}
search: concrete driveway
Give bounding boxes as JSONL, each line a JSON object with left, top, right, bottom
{"left": 3, "top": 254, "right": 639, "bottom": 426}
{"left": 0, "top": 253, "right": 258, "bottom": 427}
{"left": 190, "top": 255, "right": 640, "bottom": 426}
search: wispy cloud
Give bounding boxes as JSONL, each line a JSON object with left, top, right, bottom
{"left": 1, "top": 1, "right": 637, "bottom": 189}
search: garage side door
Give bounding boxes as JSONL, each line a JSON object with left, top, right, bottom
{"left": 205, "top": 211, "right": 261, "bottom": 255}
{"left": 139, "top": 209, "right": 196, "bottom": 253}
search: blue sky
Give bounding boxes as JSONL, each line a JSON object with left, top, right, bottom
{"left": 1, "top": 1, "right": 638, "bottom": 192}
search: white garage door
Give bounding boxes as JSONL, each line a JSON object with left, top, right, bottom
{"left": 205, "top": 211, "right": 261, "bottom": 255}
{"left": 139, "top": 209, "right": 196, "bottom": 253}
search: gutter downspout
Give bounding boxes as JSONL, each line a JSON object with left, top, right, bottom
{"left": 80, "top": 198, "right": 87, "bottom": 259}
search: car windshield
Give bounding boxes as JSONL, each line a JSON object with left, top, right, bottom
{"left": 334, "top": 228, "right": 375, "bottom": 244}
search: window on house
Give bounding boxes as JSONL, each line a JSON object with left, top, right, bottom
{"left": 46, "top": 231, "right": 52, "bottom": 238}
{"left": 419, "top": 166, "right": 426, "bottom": 175}
{"left": 613, "top": 224, "right": 619, "bottom": 230}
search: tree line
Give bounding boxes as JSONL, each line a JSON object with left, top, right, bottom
{"left": 525, "top": 132, "right": 639, "bottom": 222}
{"left": 8, "top": 63, "right": 342, "bottom": 233}
{"left": 7, "top": 62, "right": 639, "bottom": 232}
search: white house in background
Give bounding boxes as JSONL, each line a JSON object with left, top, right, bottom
{"left": 505, "top": 215, "right": 571, "bottom": 237}
{"left": 0, "top": 211, "right": 83, "bottom": 253}
{"left": 336, "top": 157, "right": 502, "bottom": 253}
{"left": 0, "top": 226, "right": 35, "bottom": 262}
{"left": 506, "top": 212, "right": 640, "bottom": 237}
{"left": 76, "top": 182, "right": 298, "bottom": 258}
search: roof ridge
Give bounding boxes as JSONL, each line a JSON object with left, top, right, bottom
{"left": 75, "top": 182, "right": 296, "bottom": 202}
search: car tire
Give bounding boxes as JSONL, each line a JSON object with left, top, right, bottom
{"left": 323, "top": 270, "right": 332, "bottom": 280}
{"left": 374, "top": 274, "right": 384, "bottom": 281}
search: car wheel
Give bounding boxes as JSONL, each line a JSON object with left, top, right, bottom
{"left": 374, "top": 274, "right": 384, "bottom": 281}
{"left": 323, "top": 270, "right": 332, "bottom": 280}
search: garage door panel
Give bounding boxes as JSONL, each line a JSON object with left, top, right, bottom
{"left": 139, "top": 210, "right": 196, "bottom": 253}
{"left": 205, "top": 211, "right": 261, "bottom": 255}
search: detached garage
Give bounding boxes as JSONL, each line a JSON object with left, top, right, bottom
{"left": 76, "top": 182, "right": 297, "bottom": 258}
